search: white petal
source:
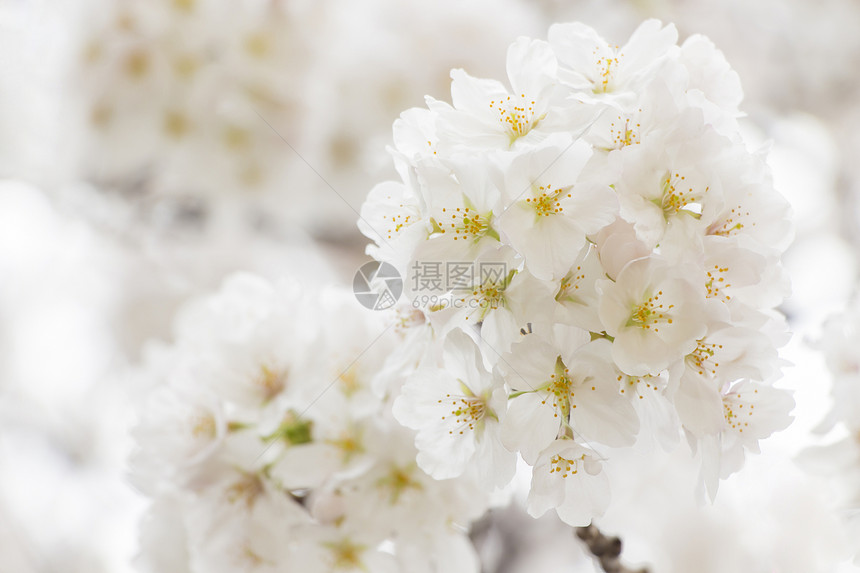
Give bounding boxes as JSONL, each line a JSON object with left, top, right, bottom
{"left": 501, "top": 392, "right": 559, "bottom": 464}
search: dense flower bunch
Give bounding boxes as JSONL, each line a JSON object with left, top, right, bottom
{"left": 131, "top": 274, "right": 490, "bottom": 573}
{"left": 360, "top": 20, "right": 794, "bottom": 524}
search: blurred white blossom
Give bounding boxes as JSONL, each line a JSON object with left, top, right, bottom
{"left": 131, "top": 274, "right": 492, "bottom": 572}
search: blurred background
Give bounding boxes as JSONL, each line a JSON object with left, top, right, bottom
{"left": 1, "top": 0, "right": 859, "bottom": 571}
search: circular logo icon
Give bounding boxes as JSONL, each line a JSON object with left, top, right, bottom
{"left": 353, "top": 261, "right": 403, "bottom": 310}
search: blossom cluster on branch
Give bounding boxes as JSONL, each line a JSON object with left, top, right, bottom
{"left": 360, "top": 19, "right": 794, "bottom": 525}
{"left": 131, "top": 275, "right": 491, "bottom": 572}
{"left": 130, "top": 18, "right": 797, "bottom": 573}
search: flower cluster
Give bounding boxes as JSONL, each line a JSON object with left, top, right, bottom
{"left": 361, "top": 20, "right": 794, "bottom": 524}
{"left": 800, "top": 294, "right": 860, "bottom": 564}
{"left": 72, "top": 0, "right": 540, "bottom": 233}
{"left": 131, "top": 274, "right": 489, "bottom": 573}
{"left": 76, "top": 0, "right": 308, "bottom": 197}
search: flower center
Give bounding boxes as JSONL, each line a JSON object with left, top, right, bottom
{"left": 609, "top": 114, "right": 641, "bottom": 148}
{"left": 626, "top": 290, "right": 674, "bottom": 332}
{"left": 490, "top": 94, "right": 540, "bottom": 143}
{"left": 687, "top": 339, "right": 724, "bottom": 377}
{"left": 385, "top": 205, "right": 416, "bottom": 240}
{"left": 550, "top": 452, "right": 586, "bottom": 478}
{"left": 338, "top": 366, "right": 362, "bottom": 397}
{"left": 617, "top": 373, "right": 660, "bottom": 399}
{"left": 541, "top": 357, "right": 574, "bottom": 418}
{"left": 722, "top": 395, "right": 753, "bottom": 433}
{"left": 376, "top": 464, "right": 423, "bottom": 504}
{"left": 442, "top": 393, "right": 489, "bottom": 434}
{"left": 323, "top": 539, "right": 366, "bottom": 570}
{"left": 659, "top": 172, "right": 706, "bottom": 218}
{"left": 593, "top": 51, "right": 620, "bottom": 93}
{"left": 704, "top": 264, "right": 733, "bottom": 301}
{"left": 452, "top": 268, "right": 515, "bottom": 322}
{"left": 327, "top": 426, "right": 364, "bottom": 462}
{"left": 525, "top": 183, "right": 572, "bottom": 217}
{"left": 556, "top": 264, "right": 586, "bottom": 303}
{"left": 436, "top": 205, "right": 498, "bottom": 243}
{"left": 190, "top": 412, "right": 216, "bottom": 438}
{"left": 255, "top": 365, "right": 287, "bottom": 402}
{"left": 124, "top": 49, "right": 150, "bottom": 79}
{"left": 708, "top": 204, "right": 752, "bottom": 237}
{"left": 226, "top": 472, "right": 265, "bottom": 509}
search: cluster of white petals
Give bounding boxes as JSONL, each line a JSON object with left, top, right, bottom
{"left": 800, "top": 295, "right": 860, "bottom": 564}
{"left": 75, "top": 0, "right": 309, "bottom": 198}
{"left": 9, "top": 0, "right": 860, "bottom": 569}
{"left": 131, "top": 274, "right": 490, "bottom": 573}
{"left": 71, "top": 0, "right": 540, "bottom": 233}
{"left": 361, "top": 20, "right": 794, "bottom": 525}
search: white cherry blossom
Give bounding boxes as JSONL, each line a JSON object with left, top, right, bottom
{"left": 548, "top": 19, "right": 679, "bottom": 107}
{"left": 552, "top": 242, "right": 607, "bottom": 333}
{"left": 698, "top": 380, "right": 794, "bottom": 499}
{"left": 393, "top": 330, "right": 514, "bottom": 488}
{"left": 422, "top": 247, "right": 535, "bottom": 354}
{"left": 359, "top": 180, "right": 426, "bottom": 274}
{"left": 494, "top": 136, "right": 617, "bottom": 280}
{"left": 598, "top": 256, "right": 708, "bottom": 376}
{"left": 704, "top": 153, "right": 793, "bottom": 254}
{"left": 526, "top": 439, "right": 610, "bottom": 526}
{"left": 610, "top": 120, "right": 732, "bottom": 250}
{"left": 500, "top": 334, "right": 638, "bottom": 464}
{"left": 433, "top": 37, "right": 577, "bottom": 151}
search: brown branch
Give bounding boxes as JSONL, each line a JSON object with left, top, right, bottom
{"left": 575, "top": 524, "right": 649, "bottom": 573}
